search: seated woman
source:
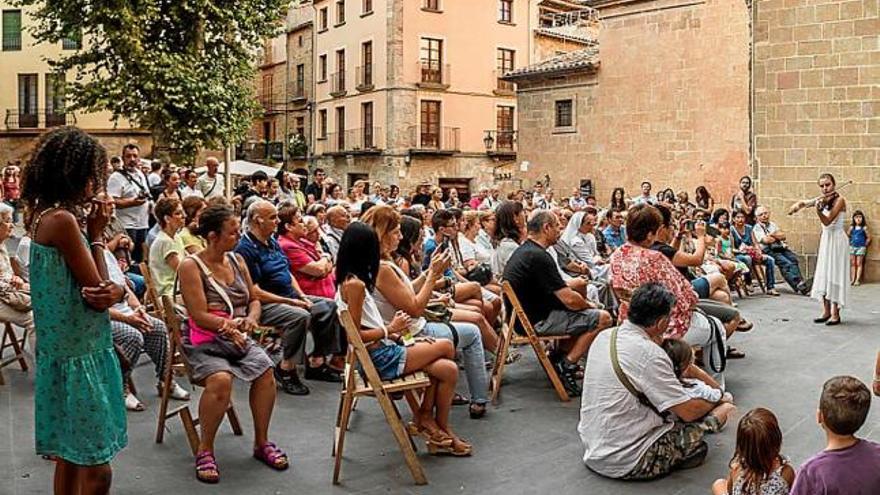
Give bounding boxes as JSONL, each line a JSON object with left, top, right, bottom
{"left": 104, "top": 247, "right": 189, "bottom": 411}
{"left": 609, "top": 204, "right": 738, "bottom": 387}
{"left": 277, "top": 204, "right": 335, "bottom": 299}
{"left": 0, "top": 203, "right": 33, "bottom": 340}
{"left": 490, "top": 200, "right": 526, "bottom": 277}
{"left": 362, "top": 205, "right": 492, "bottom": 419}
{"left": 178, "top": 195, "right": 207, "bottom": 255}
{"left": 336, "top": 222, "right": 470, "bottom": 455}
{"left": 177, "top": 205, "right": 288, "bottom": 483}
{"left": 558, "top": 210, "right": 610, "bottom": 281}
{"left": 395, "top": 214, "right": 499, "bottom": 357}
{"left": 148, "top": 198, "right": 185, "bottom": 298}
{"left": 458, "top": 211, "right": 501, "bottom": 293}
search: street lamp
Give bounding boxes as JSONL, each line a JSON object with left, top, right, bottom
{"left": 483, "top": 132, "right": 495, "bottom": 151}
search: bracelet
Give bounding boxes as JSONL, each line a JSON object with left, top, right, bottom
{"left": 90, "top": 241, "right": 106, "bottom": 249}
{"left": 382, "top": 327, "right": 389, "bottom": 340}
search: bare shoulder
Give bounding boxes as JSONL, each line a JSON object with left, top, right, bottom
{"left": 781, "top": 463, "right": 796, "bottom": 485}
{"left": 33, "top": 209, "right": 79, "bottom": 245}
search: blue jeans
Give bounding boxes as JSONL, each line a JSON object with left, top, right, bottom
{"left": 765, "top": 248, "right": 802, "bottom": 291}
{"left": 421, "top": 321, "right": 489, "bottom": 405}
{"left": 126, "top": 272, "right": 145, "bottom": 299}
{"left": 762, "top": 255, "right": 777, "bottom": 289}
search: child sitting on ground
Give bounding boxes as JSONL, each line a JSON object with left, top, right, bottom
{"left": 790, "top": 376, "right": 880, "bottom": 495}
{"left": 661, "top": 339, "right": 734, "bottom": 432}
{"left": 712, "top": 408, "right": 795, "bottom": 495}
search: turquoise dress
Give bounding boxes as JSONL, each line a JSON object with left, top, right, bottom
{"left": 31, "top": 241, "right": 127, "bottom": 465}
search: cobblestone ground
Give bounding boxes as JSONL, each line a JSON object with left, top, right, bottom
{"left": 1, "top": 283, "right": 878, "bottom": 495}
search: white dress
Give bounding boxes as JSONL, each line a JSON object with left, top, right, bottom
{"left": 810, "top": 208, "right": 849, "bottom": 307}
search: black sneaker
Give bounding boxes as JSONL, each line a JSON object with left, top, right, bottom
{"left": 275, "top": 366, "right": 310, "bottom": 395}
{"left": 554, "top": 358, "right": 583, "bottom": 397}
{"left": 304, "top": 363, "right": 343, "bottom": 383}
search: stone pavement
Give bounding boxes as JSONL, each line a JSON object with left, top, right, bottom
{"left": 1, "top": 285, "right": 878, "bottom": 495}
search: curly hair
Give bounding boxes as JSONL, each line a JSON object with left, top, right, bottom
{"left": 21, "top": 126, "right": 109, "bottom": 222}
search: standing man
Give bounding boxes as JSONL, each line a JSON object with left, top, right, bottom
{"left": 480, "top": 186, "right": 502, "bottom": 210}
{"left": 107, "top": 144, "right": 151, "bottom": 263}
{"left": 632, "top": 181, "right": 656, "bottom": 206}
{"left": 730, "top": 175, "right": 758, "bottom": 225}
{"left": 305, "top": 168, "right": 327, "bottom": 204}
{"left": 196, "top": 157, "right": 225, "bottom": 200}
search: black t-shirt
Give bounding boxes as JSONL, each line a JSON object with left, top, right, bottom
{"left": 305, "top": 182, "right": 325, "bottom": 201}
{"left": 411, "top": 193, "right": 431, "bottom": 206}
{"left": 650, "top": 241, "right": 694, "bottom": 281}
{"left": 502, "top": 239, "right": 567, "bottom": 328}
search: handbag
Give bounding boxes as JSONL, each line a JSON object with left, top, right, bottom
{"left": 465, "top": 263, "right": 493, "bottom": 286}
{"left": 423, "top": 301, "right": 452, "bottom": 323}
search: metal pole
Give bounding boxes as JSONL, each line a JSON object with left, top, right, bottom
{"left": 224, "top": 145, "right": 233, "bottom": 199}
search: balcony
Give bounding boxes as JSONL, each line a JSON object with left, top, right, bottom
{"left": 408, "top": 126, "right": 460, "bottom": 155}
{"left": 2, "top": 33, "right": 21, "bottom": 51}
{"left": 287, "top": 82, "right": 307, "bottom": 103}
{"left": 356, "top": 65, "right": 374, "bottom": 92}
{"left": 316, "top": 127, "right": 383, "bottom": 155}
{"left": 260, "top": 94, "right": 284, "bottom": 115}
{"left": 4, "top": 109, "right": 77, "bottom": 130}
{"left": 330, "top": 71, "right": 347, "bottom": 97}
{"left": 493, "top": 70, "right": 515, "bottom": 96}
{"left": 236, "top": 140, "right": 285, "bottom": 163}
{"left": 483, "top": 130, "right": 517, "bottom": 157}
{"left": 417, "top": 62, "right": 450, "bottom": 90}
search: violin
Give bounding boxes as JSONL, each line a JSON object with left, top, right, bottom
{"left": 787, "top": 180, "right": 853, "bottom": 215}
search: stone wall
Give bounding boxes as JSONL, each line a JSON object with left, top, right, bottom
{"left": 517, "top": 0, "right": 752, "bottom": 205}
{"left": 753, "top": 0, "right": 880, "bottom": 279}
{"left": 0, "top": 130, "right": 153, "bottom": 166}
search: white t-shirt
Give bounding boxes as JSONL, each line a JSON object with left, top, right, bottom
{"left": 181, "top": 185, "right": 204, "bottom": 199}
{"left": 147, "top": 172, "right": 163, "bottom": 188}
{"left": 14, "top": 235, "right": 30, "bottom": 281}
{"left": 579, "top": 321, "right": 690, "bottom": 478}
{"left": 104, "top": 249, "right": 134, "bottom": 315}
{"left": 107, "top": 169, "right": 151, "bottom": 229}
{"left": 197, "top": 173, "right": 225, "bottom": 199}
{"left": 459, "top": 233, "right": 492, "bottom": 265}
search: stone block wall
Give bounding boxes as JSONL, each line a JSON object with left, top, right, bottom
{"left": 517, "top": 0, "right": 752, "bottom": 205}
{"left": 0, "top": 130, "right": 153, "bottom": 167}
{"left": 753, "top": 0, "right": 879, "bottom": 279}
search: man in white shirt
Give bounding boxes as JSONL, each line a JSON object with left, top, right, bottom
{"left": 107, "top": 144, "right": 151, "bottom": 263}
{"left": 631, "top": 181, "right": 657, "bottom": 206}
{"left": 196, "top": 157, "right": 225, "bottom": 199}
{"left": 180, "top": 169, "right": 204, "bottom": 198}
{"left": 321, "top": 205, "right": 350, "bottom": 261}
{"left": 578, "top": 282, "right": 735, "bottom": 480}
{"left": 480, "top": 186, "right": 502, "bottom": 210}
{"left": 569, "top": 187, "right": 587, "bottom": 211}
{"left": 147, "top": 161, "right": 163, "bottom": 188}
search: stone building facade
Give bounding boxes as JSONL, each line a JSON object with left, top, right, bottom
{"left": 753, "top": 0, "right": 880, "bottom": 278}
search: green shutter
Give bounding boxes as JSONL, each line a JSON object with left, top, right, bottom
{"left": 2, "top": 10, "right": 22, "bottom": 51}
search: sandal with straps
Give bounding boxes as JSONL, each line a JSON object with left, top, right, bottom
{"left": 428, "top": 432, "right": 473, "bottom": 457}
{"left": 253, "top": 442, "right": 290, "bottom": 471}
{"left": 195, "top": 451, "right": 220, "bottom": 484}
{"left": 406, "top": 421, "right": 453, "bottom": 448}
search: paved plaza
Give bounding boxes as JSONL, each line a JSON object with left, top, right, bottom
{"left": 1, "top": 285, "right": 878, "bottom": 495}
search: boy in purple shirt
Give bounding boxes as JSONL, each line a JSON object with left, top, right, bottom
{"left": 790, "top": 376, "right": 880, "bottom": 495}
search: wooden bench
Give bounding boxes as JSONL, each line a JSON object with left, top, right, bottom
{"left": 332, "top": 308, "right": 431, "bottom": 485}
{"left": 155, "top": 295, "right": 243, "bottom": 455}
{"left": 489, "top": 281, "right": 571, "bottom": 403}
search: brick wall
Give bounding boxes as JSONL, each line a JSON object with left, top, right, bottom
{"left": 517, "top": 0, "right": 751, "bottom": 206}
{"left": 753, "top": 0, "right": 879, "bottom": 279}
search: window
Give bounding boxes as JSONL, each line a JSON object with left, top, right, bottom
{"left": 261, "top": 74, "right": 273, "bottom": 106}
{"left": 497, "top": 106, "right": 515, "bottom": 150}
{"left": 298, "top": 35, "right": 303, "bottom": 48}
{"left": 319, "top": 7, "right": 328, "bottom": 31}
{"left": 499, "top": 0, "right": 513, "bottom": 23}
{"left": 362, "top": 102, "right": 374, "bottom": 148}
{"left": 319, "top": 54, "right": 328, "bottom": 81}
{"left": 423, "top": 0, "right": 440, "bottom": 11}
{"left": 336, "top": 0, "right": 345, "bottom": 25}
{"left": 18, "top": 74, "right": 38, "bottom": 127}
{"left": 361, "top": 41, "right": 373, "bottom": 88}
{"left": 420, "top": 100, "right": 441, "bottom": 148}
{"left": 363, "top": 0, "right": 373, "bottom": 15}
{"left": 295, "top": 64, "right": 305, "bottom": 97}
{"left": 497, "top": 48, "right": 515, "bottom": 91}
{"left": 419, "top": 38, "right": 443, "bottom": 84}
{"left": 62, "top": 30, "right": 82, "bottom": 50}
{"left": 555, "top": 99, "right": 573, "bottom": 128}
{"left": 2, "top": 10, "right": 22, "bottom": 51}
{"left": 318, "top": 109, "right": 327, "bottom": 139}
{"left": 334, "top": 49, "right": 346, "bottom": 93}
{"left": 45, "top": 73, "right": 66, "bottom": 126}
{"left": 336, "top": 107, "right": 346, "bottom": 150}
{"left": 295, "top": 117, "right": 305, "bottom": 137}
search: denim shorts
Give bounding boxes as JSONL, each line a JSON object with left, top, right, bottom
{"left": 361, "top": 341, "right": 407, "bottom": 381}
{"left": 691, "top": 277, "right": 711, "bottom": 299}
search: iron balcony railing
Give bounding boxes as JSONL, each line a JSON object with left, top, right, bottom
{"left": 494, "top": 70, "right": 515, "bottom": 93}
{"left": 4, "top": 109, "right": 77, "bottom": 129}
{"left": 483, "top": 129, "right": 517, "bottom": 154}
{"left": 356, "top": 65, "right": 374, "bottom": 90}
{"left": 418, "top": 62, "right": 450, "bottom": 87}
{"left": 408, "top": 125, "right": 460, "bottom": 152}
{"left": 330, "top": 70, "right": 346, "bottom": 95}
{"left": 2, "top": 33, "right": 21, "bottom": 51}
{"left": 316, "top": 127, "right": 383, "bottom": 155}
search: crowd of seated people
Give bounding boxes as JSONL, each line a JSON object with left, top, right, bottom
{"left": 19, "top": 138, "right": 878, "bottom": 491}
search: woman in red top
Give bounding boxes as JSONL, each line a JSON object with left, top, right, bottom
{"left": 277, "top": 203, "right": 336, "bottom": 298}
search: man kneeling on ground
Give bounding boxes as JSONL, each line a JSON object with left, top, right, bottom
{"left": 578, "top": 282, "right": 736, "bottom": 480}
{"left": 502, "top": 210, "right": 612, "bottom": 397}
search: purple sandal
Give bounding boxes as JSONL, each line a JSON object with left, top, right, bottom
{"left": 253, "top": 442, "right": 290, "bottom": 471}
{"left": 195, "top": 451, "right": 220, "bottom": 484}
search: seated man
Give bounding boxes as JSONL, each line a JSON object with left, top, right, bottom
{"left": 752, "top": 206, "right": 809, "bottom": 295}
{"left": 236, "top": 200, "right": 344, "bottom": 396}
{"left": 502, "top": 210, "right": 612, "bottom": 397}
{"left": 579, "top": 283, "right": 736, "bottom": 480}
{"left": 602, "top": 209, "right": 627, "bottom": 251}
{"left": 790, "top": 376, "right": 879, "bottom": 494}
{"left": 321, "top": 205, "right": 350, "bottom": 262}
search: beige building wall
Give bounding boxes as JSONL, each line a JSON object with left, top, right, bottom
{"left": 753, "top": 0, "right": 880, "bottom": 279}
{"left": 0, "top": 2, "right": 150, "bottom": 164}
{"left": 516, "top": 0, "right": 751, "bottom": 205}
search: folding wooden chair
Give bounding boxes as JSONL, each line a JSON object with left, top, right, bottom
{"left": 332, "top": 309, "right": 431, "bottom": 486}
{"left": 139, "top": 262, "right": 164, "bottom": 318}
{"left": 155, "top": 296, "right": 243, "bottom": 455}
{"left": 0, "top": 322, "right": 28, "bottom": 385}
{"left": 490, "top": 281, "right": 571, "bottom": 403}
